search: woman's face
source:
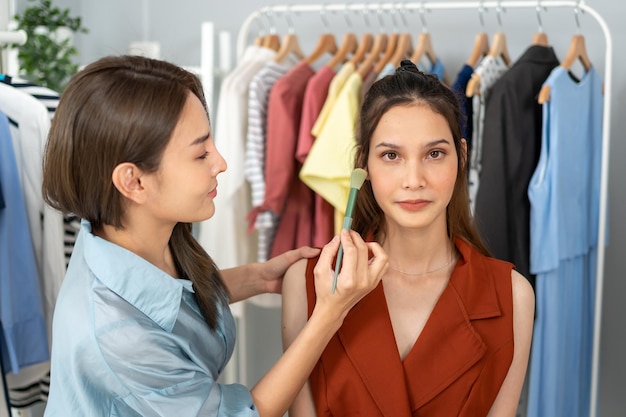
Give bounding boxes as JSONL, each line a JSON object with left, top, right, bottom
{"left": 367, "top": 104, "right": 458, "bottom": 233}
{"left": 141, "top": 92, "right": 227, "bottom": 225}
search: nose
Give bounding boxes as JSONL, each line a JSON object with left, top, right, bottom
{"left": 211, "top": 147, "right": 227, "bottom": 176}
{"left": 401, "top": 159, "right": 424, "bottom": 190}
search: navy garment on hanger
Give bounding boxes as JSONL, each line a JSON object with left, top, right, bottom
{"left": 451, "top": 64, "right": 474, "bottom": 149}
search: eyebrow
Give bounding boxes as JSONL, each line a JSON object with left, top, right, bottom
{"left": 375, "top": 138, "right": 451, "bottom": 149}
{"left": 189, "top": 132, "right": 211, "bottom": 146}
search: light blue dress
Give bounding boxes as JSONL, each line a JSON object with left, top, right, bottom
{"left": 526, "top": 66, "right": 603, "bottom": 417}
{"left": 44, "top": 220, "right": 258, "bottom": 417}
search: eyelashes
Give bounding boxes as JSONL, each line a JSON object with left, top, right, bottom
{"left": 379, "top": 149, "right": 446, "bottom": 161}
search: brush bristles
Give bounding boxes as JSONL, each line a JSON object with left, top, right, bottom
{"left": 350, "top": 168, "right": 368, "bottom": 190}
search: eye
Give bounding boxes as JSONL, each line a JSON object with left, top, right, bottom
{"left": 428, "top": 150, "right": 445, "bottom": 159}
{"left": 382, "top": 151, "right": 398, "bottom": 161}
{"left": 198, "top": 151, "right": 209, "bottom": 160}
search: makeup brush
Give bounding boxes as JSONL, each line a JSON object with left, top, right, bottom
{"left": 332, "top": 168, "right": 368, "bottom": 294}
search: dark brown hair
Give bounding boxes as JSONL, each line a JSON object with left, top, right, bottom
{"left": 42, "top": 55, "right": 229, "bottom": 329}
{"left": 351, "top": 61, "right": 490, "bottom": 256}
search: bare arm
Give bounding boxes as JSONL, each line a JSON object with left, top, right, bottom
{"left": 250, "top": 230, "right": 388, "bottom": 417}
{"left": 221, "top": 246, "right": 321, "bottom": 303}
{"left": 281, "top": 258, "right": 318, "bottom": 417}
{"left": 487, "top": 270, "right": 535, "bottom": 417}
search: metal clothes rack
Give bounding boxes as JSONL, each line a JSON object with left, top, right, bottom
{"left": 0, "top": 30, "right": 27, "bottom": 45}
{"left": 237, "top": 2, "right": 612, "bottom": 417}
{"left": 0, "top": 29, "right": 27, "bottom": 74}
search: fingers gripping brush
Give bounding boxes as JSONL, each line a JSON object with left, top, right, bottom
{"left": 332, "top": 168, "right": 368, "bottom": 294}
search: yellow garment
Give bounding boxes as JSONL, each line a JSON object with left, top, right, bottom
{"left": 300, "top": 72, "right": 363, "bottom": 234}
{"left": 311, "top": 62, "right": 355, "bottom": 138}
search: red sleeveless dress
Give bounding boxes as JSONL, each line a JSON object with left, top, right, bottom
{"left": 305, "top": 238, "right": 515, "bottom": 417}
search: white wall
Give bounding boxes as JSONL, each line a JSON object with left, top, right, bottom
{"left": 13, "top": 0, "right": 626, "bottom": 415}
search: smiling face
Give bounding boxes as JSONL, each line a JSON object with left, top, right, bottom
{"left": 367, "top": 104, "right": 459, "bottom": 234}
{"left": 141, "top": 92, "right": 227, "bottom": 225}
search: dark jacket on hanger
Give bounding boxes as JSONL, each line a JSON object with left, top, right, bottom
{"left": 474, "top": 45, "right": 560, "bottom": 286}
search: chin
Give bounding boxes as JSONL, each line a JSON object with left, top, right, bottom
{"left": 197, "top": 210, "right": 215, "bottom": 222}
{"left": 185, "top": 207, "right": 215, "bottom": 224}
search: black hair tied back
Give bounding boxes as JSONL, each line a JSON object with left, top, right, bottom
{"left": 397, "top": 59, "right": 421, "bottom": 74}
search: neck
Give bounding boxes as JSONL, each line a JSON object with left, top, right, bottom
{"left": 388, "top": 253, "right": 457, "bottom": 277}
{"left": 382, "top": 224, "right": 456, "bottom": 277}
{"left": 93, "top": 213, "right": 178, "bottom": 277}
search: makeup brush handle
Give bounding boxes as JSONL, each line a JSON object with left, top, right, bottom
{"left": 345, "top": 188, "right": 358, "bottom": 218}
{"left": 332, "top": 217, "right": 353, "bottom": 293}
{"left": 332, "top": 245, "right": 344, "bottom": 294}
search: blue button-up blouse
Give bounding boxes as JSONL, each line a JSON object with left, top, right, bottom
{"left": 44, "top": 220, "right": 258, "bottom": 417}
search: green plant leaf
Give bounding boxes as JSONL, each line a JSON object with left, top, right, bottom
{"left": 13, "top": 0, "right": 88, "bottom": 91}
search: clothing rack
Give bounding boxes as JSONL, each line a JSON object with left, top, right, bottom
{"left": 0, "top": 30, "right": 26, "bottom": 74}
{"left": 0, "top": 30, "right": 27, "bottom": 45}
{"left": 237, "top": 2, "right": 612, "bottom": 417}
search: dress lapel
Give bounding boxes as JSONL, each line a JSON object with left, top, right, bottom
{"left": 338, "top": 283, "right": 413, "bottom": 417}
{"left": 402, "top": 238, "right": 502, "bottom": 410}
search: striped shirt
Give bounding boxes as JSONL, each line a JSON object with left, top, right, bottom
{"left": 244, "top": 58, "right": 297, "bottom": 262}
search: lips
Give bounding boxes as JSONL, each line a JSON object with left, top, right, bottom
{"left": 397, "top": 199, "right": 429, "bottom": 210}
{"left": 208, "top": 187, "right": 217, "bottom": 198}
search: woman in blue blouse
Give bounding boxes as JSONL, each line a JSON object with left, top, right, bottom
{"left": 40, "top": 55, "right": 388, "bottom": 417}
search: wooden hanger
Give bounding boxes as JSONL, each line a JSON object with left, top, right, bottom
{"left": 532, "top": 31, "right": 549, "bottom": 46}
{"left": 349, "top": 33, "right": 374, "bottom": 67}
{"left": 410, "top": 32, "right": 437, "bottom": 66}
{"left": 388, "top": 33, "right": 414, "bottom": 68}
{"left": 262, "top": 34, "right": 280, "bottom": 51}
{"left": 488, "top": 32, "right": 511, "bottom": 66}
{"left": 538, "top": 34, "right": 592, "bottom": 104}
{"left": 374, "top": 33, "right": 399, "bottom": 74}
{"left": 466, "top": 30, "right": 511, "bottom": 97}
{"left": 274, "top": 32, "right": 305, "bottom": 63}
{"left": 560, "top": 34, "right": 591, "bottom": 72}
{"left": 466, "top": 32, "right": 489, "bottom": 68}
{"left": 304, "top": 33, "right": 337, "bottom": 65}
{"left": 357, "top": 32, "right": 388, "bottom": 79}
{"left": 326, "top": 32, "right": 358, "bottom": 69}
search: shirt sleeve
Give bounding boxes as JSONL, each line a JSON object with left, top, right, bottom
{"left": 110, "top": 379, "right": 258, "bottom": 417}
{"left": 98, "top": 318, "right": 259, "bottom": 417}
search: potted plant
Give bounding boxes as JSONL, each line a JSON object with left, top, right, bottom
{"left": 13, "top": 0, "right": 88, "bottom": 92}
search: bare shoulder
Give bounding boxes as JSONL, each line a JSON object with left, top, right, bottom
{"left": 510, "top": 269, "right": 535, "bottom": 313}
{"left": 281, "top": 258, "right": 310, "bottom": 348}
{"left": 283, "top": 258, "right": 309, "bottom": 298}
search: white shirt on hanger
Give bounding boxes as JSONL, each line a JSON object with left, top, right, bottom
{"left": 196, "top": 45, "right": 275, "bottom": 270}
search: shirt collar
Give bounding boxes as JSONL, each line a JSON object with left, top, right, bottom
{"left": 518, "top": 44, "right": 559, "bottom": 65}
{"left": 81, "top": 220, "right": 185, "bottom": 332}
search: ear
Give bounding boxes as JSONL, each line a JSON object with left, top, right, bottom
{"left": 111, "top": 162, "right": 147, "bottom": 204}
